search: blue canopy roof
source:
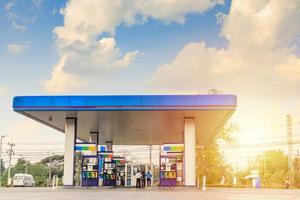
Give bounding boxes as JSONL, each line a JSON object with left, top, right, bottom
{"left": 13, "top": 95, "right": 237, "bottom": 111}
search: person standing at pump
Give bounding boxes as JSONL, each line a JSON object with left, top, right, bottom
{"left": 135, "top": 170, "right": 142, "bottom": 188}
{"left": 141, "top": 171, "right": 146, "bottom": 188}
{"left": 146, "top": 171, "right": 152, "bottom": 187}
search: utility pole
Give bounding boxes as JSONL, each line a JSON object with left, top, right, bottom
{"left": 0, "top": 135, "right": 8, "bottom": 176}
{"left": 7, "top": 142, "right": 15, "bottom": 186}
{"left": 287, "top": 114, "right": 293, "bottom": 184}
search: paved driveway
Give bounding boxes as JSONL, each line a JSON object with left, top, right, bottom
{"left": 0, "top": 187, "right": 299, "bottom": 200}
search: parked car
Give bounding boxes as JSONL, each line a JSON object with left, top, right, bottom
{"left": 13, "top": 173, "right": 35, "bottom": 187}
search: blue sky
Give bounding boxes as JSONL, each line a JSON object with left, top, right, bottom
{"left": 0, "top": 0, "right": 230, "bottom": 95}
{"left": 1, "top": 0, "right": 300, "bottom": 167}
{"left": 0, "top": 0, "right": 61, "bottom": 93}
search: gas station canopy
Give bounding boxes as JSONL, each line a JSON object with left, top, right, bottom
{"left": 13, "top": 94, "right": 237, "bottom": 187}
{"left": 13, "top": 95, "right": 237, "bottom": 145}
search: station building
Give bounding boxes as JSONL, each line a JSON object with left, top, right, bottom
{"left": 13, "top": 94, "right": 237, "bottom": 187}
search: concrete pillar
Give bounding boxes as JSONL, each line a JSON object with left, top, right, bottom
{"left": 63, "top": 118, "right": 77, "bottom": 186}
{"left": 184, "top": 118, "right": 196, "bottom": 186}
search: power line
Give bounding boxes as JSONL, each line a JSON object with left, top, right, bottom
{"left": 14, "top": 142, "right": 64, "bottom": 145}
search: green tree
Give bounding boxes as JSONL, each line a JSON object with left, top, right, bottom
{"left": 1, "top": 158, "right": 28, "bottom": 186}
{"left": 293, "top": 157, "right": 300, "bottom": 188}
{"left": 196, "top": 124, "right": 238, "bottom": 185}
{"left": 40, "top": 154, "right": 64, "bottom": 183}
{"left": 1, "top": 155, "right": 64, "bottom": 187}
{"left": 0, "top": 159, "right": 5, "bottom": 185}
{"left": 0, "top": 159, "right": 5, "bottom": 174}
{"left": 243, "top": 150, "right": 288, "bottom": 188}
{"left": 27, "top": 163, "right": 49, "bottom": 186}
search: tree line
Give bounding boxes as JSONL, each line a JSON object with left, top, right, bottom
{"left": 196, "top": 124, "right": 300, "bottom": 188}
{"left": 0, "top": 155, "right": 63, "bottom": 187}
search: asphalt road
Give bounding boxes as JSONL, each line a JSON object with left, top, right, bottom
{"left": 0, "top": 187, "right": 299, "bottom": 200}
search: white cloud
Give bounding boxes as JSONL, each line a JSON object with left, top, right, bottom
{"left": 10, "top": 20, "right": 27, "bottom": 31}
{"left": 7, "top": 43, "right": 29, "bottom": 54}
{"left": 63, "top": 37, "right": 140, "bottom": 73}
{"left": 53, "top": 0, "right": 222, "bottom": 46}
{"left": 51, "top": 7, "right": 58, "bottom": 15}
{"left": 135, "top": 0, "right": 223, "bottom": 23}
{"left": 42, "top": 55, "right": 86, "bottom": 93}
{"left": 43, "top": 0, "right": 222, "bottom": 93}
{"left": 4, "top": 0, "right": 40, "bottom": 32}
{"left": 4, "top": 1, "right": 15, "bottom": 11}
{"left": 150, "top": 1, "right": 300, "bottom": 164}
{"left": 43, "top": 37, "right": 140, "bottom": 92}
{"left": 151, "top": 0, "right": 300, "bottom": 98}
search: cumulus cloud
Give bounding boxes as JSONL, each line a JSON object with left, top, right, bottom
{"left": 4, "top": 1, "right": 15, "bottom": 11}
{"left": 151, "top": 0, "right": 300, "bottom": 99}
{"left": 53, "top": 0, "right": 222, "bottom": 46}
{"left": 7, "top": 43, "right": 29, "bottom": 54}
{"left": 135, "top": 0, "right": 223, "bottom": 23}
{"left": 4, "top": 0, "right": 39, "bottom": 32}
{"left": 11, "top": 20, "right": 27, "bottom": 31}
{"left": 149, "top": 0, "right": 300, "bottom": 150}
{"left": 42, "top": 55, "right": 86, "bottom": 93}
{"left": 43, "top": 0, "right": 222, "bottom": 93}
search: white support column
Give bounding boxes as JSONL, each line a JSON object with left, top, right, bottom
{"left": 184, "top": 118, "right": 196, "bottom": 186}
{"left": 63, "top": 118, "right": 77, "bottom": 186}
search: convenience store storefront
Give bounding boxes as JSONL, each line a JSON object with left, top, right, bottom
{"left": 12, "top": 94, "right": 236, "bottom": 187}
